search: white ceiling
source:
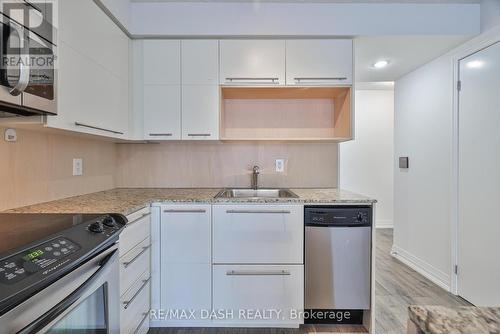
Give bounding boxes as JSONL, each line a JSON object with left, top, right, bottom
{"left": 355, "top": 35, "right": 471, "bottom": 82}
{"left": 132, "top": 0, "right": 479, "bottom": 2}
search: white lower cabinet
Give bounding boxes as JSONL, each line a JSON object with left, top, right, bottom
{"left": 213, "top": 265, "right": 304, "bottom": 326}
{"left": 120, "top": 207, "right": 152, "bottom": 334}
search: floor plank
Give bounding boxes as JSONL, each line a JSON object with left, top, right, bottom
{"left": 149, "top": 229, "right": 469, "bottom": 334}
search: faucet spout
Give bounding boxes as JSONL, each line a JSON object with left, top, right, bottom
{"left": 251, "top": 165, "right": 260, "bottom": 190}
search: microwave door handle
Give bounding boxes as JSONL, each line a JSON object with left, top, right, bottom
{"left": 17, "top": 249, "right": 119, "bottom": 334}
{"left": 8, "top": 22, "right": 29, "bottom": 96}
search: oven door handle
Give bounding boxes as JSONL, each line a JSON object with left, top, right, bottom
{"left": 17, "top": 249, "right": 119, "bottom": 334}
{"left": 8, "top": 21, "right": 30, "bottom": 96}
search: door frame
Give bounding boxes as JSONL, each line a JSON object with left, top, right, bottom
{"left": 450, "top": 29, "right": 500, "bottom": 296}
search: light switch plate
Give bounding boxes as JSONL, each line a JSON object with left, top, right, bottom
{"left": 399, "top": 157, "right": 409, "bottom": 169}
{"left": 73, "top": 158, "right": 83, "bottom": 176}
{"left": 275, "top": 159, "right": 285, "bottom": 173}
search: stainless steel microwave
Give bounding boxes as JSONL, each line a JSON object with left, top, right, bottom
{"left": 0, "top": 7, "right": 56, "bottom": 117}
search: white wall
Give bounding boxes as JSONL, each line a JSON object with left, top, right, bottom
{"left": 340, "top": 89, "right": 394, "bottom": 228}
{"left": 481, "top": 0, "right": 500, "bottom": 32}
{"left": 129, "top": 2, "right": 479, "bottom": 37}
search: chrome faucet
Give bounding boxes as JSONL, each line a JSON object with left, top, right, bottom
{"left": 251, "top": 165, "right": 260, "bottom": 190}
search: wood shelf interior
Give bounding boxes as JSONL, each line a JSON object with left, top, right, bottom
{"left": 220, "top": 86, "right": 352, "bottom": 140}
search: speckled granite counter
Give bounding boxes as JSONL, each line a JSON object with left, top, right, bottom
{"left": 3, "top": 188, "right": 375, "bottom": 216}
{"left": 408, "top": 305, "right": 500, "bottom": 334}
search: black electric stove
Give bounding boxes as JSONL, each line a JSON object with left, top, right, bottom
{"left": 0, "top": 213, "right": 126, "bottom": 316}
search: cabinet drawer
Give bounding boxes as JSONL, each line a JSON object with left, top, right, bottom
{"left": 213, "top": 205, "right": 303, "bottom": 263}
{"left": 120, "top": 237, "right": 151, "bottom": 294}
{"left": 121, "top": 208, "right": 151, "bottom": 257}
{"left": 213, "top": 264, "right": 304, "bottom": 325}
{"left": 121, "top": 270, "right": 151, "bottom": 334}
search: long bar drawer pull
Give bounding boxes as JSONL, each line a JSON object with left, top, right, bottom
{"left": 226, "top": 77, "right": 279, "bottom": 83}
{"left": 163, "top": 209, "right": 207, "bottom": 213}
{"left": 134, "top": 312, "right": 150, "bottom": 334}
{"left": 148, "top": 133, "right": 172, "bottom": 136}
{"left": 188, "top": 133, "right": 211, "bottom": 137}
{"left": 226, "top": 210, "right": 291, "bottom": 214}
{"left": 294, "top": 77, "right": 347, "bottom": 81}
{"left": 226, "top": 270, "right": 290, "bottom": 276}
{"left": 74, "top": 122, "right": 124, "bottom": 135}
{"left": 126, "top": 213, "right": 151, "bottom": 227}
{"left": 122, "top": 245, "right": 150, "bottom": 268}
{"left": 123, "top": 277, "right": 151, "bottom": 309}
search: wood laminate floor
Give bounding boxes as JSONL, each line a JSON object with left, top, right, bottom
{"left": 149, "top": 229, "right": 469, "bottom": 334}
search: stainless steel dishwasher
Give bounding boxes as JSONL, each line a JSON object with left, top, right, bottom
{"left": 304, "top": 206, "right": 372, "bottom": 324}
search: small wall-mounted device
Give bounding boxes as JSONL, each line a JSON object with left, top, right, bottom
{"left": 275, "top": 159, "right": 285, "bottom": 173}
{"left": 73, "top": 158, "right": 83, "bottom": 176}
{"left": 4, "top": 128, "right": 17, "bottom": 142}
{"left": 399, "top": 157, "right": 409, "bottom": 169}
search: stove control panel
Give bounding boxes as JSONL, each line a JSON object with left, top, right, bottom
{"left": 0, "top": 237, "right": 80, "bottom": 285}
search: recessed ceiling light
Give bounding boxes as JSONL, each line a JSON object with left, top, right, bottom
{"left": 373, "top": 60, "right": 389, "bottom": 69}
{"left": 466, "top": 60, "right": 484, "bottom": 69}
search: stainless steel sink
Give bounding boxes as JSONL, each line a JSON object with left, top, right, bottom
{"left": 214, "top": 188, "right": 299, "bottom": 199}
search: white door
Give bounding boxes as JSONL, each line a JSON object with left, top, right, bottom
{"left": 181, "top": 40, "right": 219, "bottom": 139}
{"left": 219, "top": 40, "right": 285, "bottom": 85}
{"left": 143, "top": 40, "right": 181, "bottom": 140}
{"left": 286, "top": 39, "right": 353, "bottom": 85}
{"left": 458, "top": 41, "right": 500, "bottom": 306}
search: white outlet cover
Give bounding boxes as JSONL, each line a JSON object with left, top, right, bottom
{"left": 4, "top": 128, "right": 17, "bottom": 142}
{"left": 275, "top": 159, "right": 285, "bottom": 173}
{"left": 73, "top": 158, "right": 83, "bottom": 176}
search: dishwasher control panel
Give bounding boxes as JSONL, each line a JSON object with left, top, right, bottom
{"left": 304, "top": 206, "right": 372, "bottom": 227}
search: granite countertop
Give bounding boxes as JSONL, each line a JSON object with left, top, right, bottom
{"left": 3, "top": 188, "right": 375, "bottom": 216}
{"left": 409, "top": 305, "right": 500, "bottom": 334}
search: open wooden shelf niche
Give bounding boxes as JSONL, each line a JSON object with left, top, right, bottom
{"left": 220, "top": 86, "right": 352, "bottom": 141}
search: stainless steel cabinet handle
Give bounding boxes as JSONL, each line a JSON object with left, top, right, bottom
{"left": 188, "top": 133, "right": 211, "bottom": 137}
{"left": 225, "top": 210, "right": 291, "bottom": 214}
{"left": 8, "top": 22, "right": 30, "bottom": 96}
{"left": 163, "top": 209, "right": 207, "bottom": 213}
{"left": 294, "top": 77, "right": 347, "bottom": 81}
{"left": 149, "top": 133, "right": 172, "bottom": 136}
{"left": 226, "top": 270, "right": 290, "bottom": 276}
{"left": 122, "top": 245, "right": 150, "bottom": 268}
{"left": 125, "top": 213, "right": 151, "bottom": 228}
{"left": 74, "top": 122, "right": 124, "bottom": 135}
{"left": 134, "top": 312, "right": 150, "bottom": 334}
{"left": 123, "top": 277, "right": 151, "bottom": 309}
{"left": 225, "top": 77, "right": 279, "bottom": 83}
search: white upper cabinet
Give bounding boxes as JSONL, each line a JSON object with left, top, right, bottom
{"left": 181, "top": 40, "right": 219, "bottom": 140}
{"left": 142, "top": 40, "right": 181, "bottom": 140}
{"left": 286, "top": 39, "right": 353, "bottom": 85}
{"left": 220, "top": 40, "right": 286, "bottom": 85}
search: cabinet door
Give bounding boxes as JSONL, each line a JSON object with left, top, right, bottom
{"left": 286, "top": 39, "right": 353, "bottom": 85}
{"left": 143, "top": 40, "right": 180, "bottom": 85}
{"left": 213, "top": 264, "right": 304, "bottom": 326}
{"left": 182, "top": 85, "right": 219, "bottom": 140}
{"left": 182, "top": 40, "right": 218, "bottom": 85}
{"left": 220, "top": 40, "right": 285, "bottom": 85}
{"left": 143, "top": 85, "right": 181, "bottom": 140}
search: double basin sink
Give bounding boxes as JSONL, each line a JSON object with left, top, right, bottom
{"left": 215, "top": 188, "right": 298, "bottom": 199}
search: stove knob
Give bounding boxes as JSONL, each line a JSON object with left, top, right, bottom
{"left": 102, "top": 216, "right": 116, "bottom": 227}
{"left": 89, "top": 222, "right": 104, "bottom": 233}
{"left": 356, "top": 213, "right": 364, "bottom": 222}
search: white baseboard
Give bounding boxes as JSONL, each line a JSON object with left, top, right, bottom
{"left": 376, "top": 219, "right": 393, "bottom": 229}
{"left": 391, "top": 245, "right": 450, "bottom": 291}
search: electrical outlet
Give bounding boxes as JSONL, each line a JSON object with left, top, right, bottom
{"left": 4, "top": 128, "right": 17, "bottom": 142}
{"left": 73, "top": 158, "right": 83, "bottom": 176}
{"left": 275, "top": 159, "right": 285, "bottom": 173}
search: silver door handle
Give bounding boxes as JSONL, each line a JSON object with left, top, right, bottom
{"left": 123, "top": 277, "right": 151, "bottom": 309}
{"left": 225, "top": 210, "right": 291, "bottom": 214}
{"left": 8, "top": 22, "right": 29, "bottom": 96}
{"left": 74, "top": 122, "right": 124, "bottom": 135}
{"left": 225, "top": 77, "right": 279, "bottom": 83}
{"left": 163, "top": 209, "right": 207, "bottom": 213}
{"left": 122, "top": 245, "right": 150, "bottom": 268}
{"left": 148, "top": 133, "right": 172, "bottom": 136}
{"left": 294, "top": 77, "right": 347, "bottom": 82}
{"left": 226, "top": 270, "right": 290, "bottom": 276}
{"left": 125, "top": 213, "right": 151, "bottom": 228}
{"left": 134, "top": 312, "right": 150, "bottom": 334}
{"left": 188, "top": 133, "right": 211, "bottom": 137}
